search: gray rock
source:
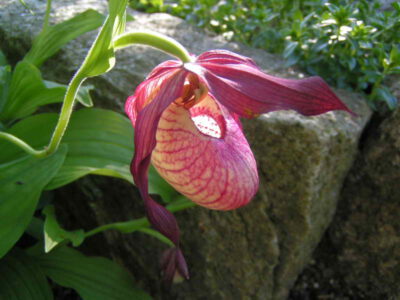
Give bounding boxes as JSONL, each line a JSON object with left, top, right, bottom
{"left": 0, "top": 0, "right": 371, "bottom": 299}
{"left": 329, "top": 78, "right": 400, "bottom": 299}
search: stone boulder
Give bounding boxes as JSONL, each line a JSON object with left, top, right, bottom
{"left": 0, "top": 0, "right": 371, "bottom": 299}
{"left": 328, "top": 78, "right": 400, "bottom": 299}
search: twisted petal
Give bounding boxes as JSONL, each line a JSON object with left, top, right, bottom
{"left": 152, "top": 95, "right": 259, "bottom": 210}
{"left": 186, "top": 50, "right": 353, "bottom": 118}
{"left": 126, "top": 69, "right": 188, "bottom": 245}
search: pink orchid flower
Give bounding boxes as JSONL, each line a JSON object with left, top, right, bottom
{"left": 125, "top": 49, "right": 352, "bottom": 284}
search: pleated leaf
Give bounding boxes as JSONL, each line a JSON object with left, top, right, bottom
{"left": 32, "top": 246, "right": 150, "bottom": 300}
{"left": 0, "top": 109, "right": 177, "bottom": 202}
{"left": 0, "top": 65, "right": 11, "bottom": 115}
{"left": 0, "top": 145, "right": 67, "bottom": 258}
{"left": 24, "top": 9, "right": 105, "bottom": 67}
{"left": 0, "top": 62, "right": 94, "bottom": 122}
{"left": 0, "top": 249, "right": 53, "bottom": 300}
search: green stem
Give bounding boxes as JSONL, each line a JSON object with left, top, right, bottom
{"left": 42, "top": 0, "right": 52, "bottom": 33}
{"left": 46, "top": 73, "right": 83, "bottom": 155}
{"left": 44, "top": 30, "right": 191, "bottom": 155}
{"left": 84, "top": 197, "right": 196, "bottom": 238}
{"left": 113, "top": 30, "right": 193, "bottom": 63}
{"left": 0, "top": 132, "right": 46, "bottom": 158}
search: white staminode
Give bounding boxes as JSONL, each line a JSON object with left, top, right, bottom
{"left": 191, "top": 114, "right": 222, "bottom": 138}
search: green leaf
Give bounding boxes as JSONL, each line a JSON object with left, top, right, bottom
{"left": 0, "top": 109, "right": 178, "bottom": 202}
{"left": 0, "top": 50, "right": 8, "bottom": 66}
{"left": 0, "top": 249, "right": 53, "bottom": 300}
{"left": 0, "top": 114, "right": 56, "bottom": 163}
{"left": 0, "top": 62, "right": 95, "bottom": 122}
{"left": 389, "top": 46, "right": 400, "bottom": 65}
{"left": 31, "top": 246, "right": 150, "bottom": 300}
{"left": 293, "top": 10, "right": 303, "bottom": 21}
{"left": 0, "top": 65, "right": 12, "bottom": 113}
{"left": 43, "top": 205, "right": 85, "bottom": 253}
{"left": 375, "top": 86, "right": 398, "bottom": 110}
{"left": 44, "top": 80, "right": 95, "bottom": 108}
{"left": 24, "top": 9, "right": 105, "bottom": 67}
{"left": 76, "top": 84, "right": 95, "bottom": 107}
{"left": 45, "top": 108, "right": 135, "bottom": 187}
{"left": 284, "top": 54, "right": 300, "bottom": 67}
{"left": 0, "top": 62, "right": 65, "bottom": 122}
{"left": 0, "top": 145, "right": 67, "bottom": 258}
{"left": 388, "top": 66, "right": 400, "bottom": 75}
{"left": 347, "top": 57, "right": 357, "bottom": 70}
{"left": 78, "top": 0, "right": 128, "bottom": 77}
{"left": 26, "top": 217, "right": 45, "bottom": 240}
{"left": 283, "top": 41, "right": 298, "bottom": 58}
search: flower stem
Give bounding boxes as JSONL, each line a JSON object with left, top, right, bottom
{"left": 44, "top": 30, "right": 191, "bottom": 156}
{"left": 42, "top": 0, "right": 52, "bottom": 33}
{"left": 84, "top": 197, "right": 196, "bottom": 238}
{"left": 0, "top": 132, "right": 46, "bottom": 158}
{"left": 46, "top": 73, "right": 83, "bottom": 155}
{"left": 113, "top": 30, "right": 192, "bottom": 63}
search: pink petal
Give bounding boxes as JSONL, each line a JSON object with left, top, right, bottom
{"left": 125, "top": 64, "right": 181, "bottom": 125}
{"left": 146, "top": 60, "right": 182, "bottom": 80}
{"left": 187, "top": 60, "right": 353, "bottom": 118}
{"left": 175, "top": 248, "right": 189, "bottom": 280}
{"left": 152, "top": 95, "right": 259, "bottom": 211}
{"left": 196, "top": 49, "right": 260, "bottom": 68}
{"left": 126, "top": 69, "right": 188, "bottom": 245}
{"left": 160, "top": 247, "right": 189, "bottom": 286}
{"left": 145, "top": 197, "right": 180, "bottom": 245}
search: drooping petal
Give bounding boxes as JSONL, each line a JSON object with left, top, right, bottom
{"left": 152, "top": 95, "right": 259, "bottom": 211}
{"left": 186, "top": 57, "right": 353, "bottom": 118}
{"left": 126, "top": 69, "right": 188, "bottom": 246}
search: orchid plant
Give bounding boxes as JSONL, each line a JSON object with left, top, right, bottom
{"left": 0, "top": 0, "right": 352, "bottom": 297}
{"left": 124, "top": 45, "right": 352, "bottom": 282}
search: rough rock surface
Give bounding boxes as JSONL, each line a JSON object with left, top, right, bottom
{"left": 0, "top": 1, "right": 371, "bottom": 299}
{"left": 328, "top": 79, "right": 400, "bottom": 299}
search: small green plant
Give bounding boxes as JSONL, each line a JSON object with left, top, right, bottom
{"left": 131, "top": 0, "right": 400, "bottom": 110}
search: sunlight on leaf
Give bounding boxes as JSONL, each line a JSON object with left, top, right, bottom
{"left": 0, "top": 109, "right": 178, "bottom": 203}
{"left": 24, "top": 9, "right": 105, "bottom": 67}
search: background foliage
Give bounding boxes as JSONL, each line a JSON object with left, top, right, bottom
{"left": 131, "top": 0, "right": 400, "bottom": 110}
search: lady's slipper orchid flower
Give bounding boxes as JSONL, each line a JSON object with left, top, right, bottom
{"left": 125, "top": 49, "right": 352, "bottom": 284}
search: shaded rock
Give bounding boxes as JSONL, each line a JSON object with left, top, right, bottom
{"left": 0, "top": 0, "right": 371, "bottom": 299}
{"left": 329, "top": 79, "right": 400, "bottom": 299}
